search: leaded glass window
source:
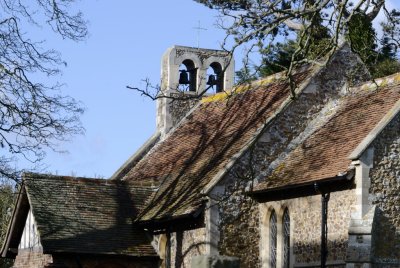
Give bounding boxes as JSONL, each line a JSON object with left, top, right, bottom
{"left": 270, "top": 211, "right": 277, "bottom": 268}
{"left": 283, "top": 209, "right": 290, "bottom": 268}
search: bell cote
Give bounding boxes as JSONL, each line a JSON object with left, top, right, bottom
{"left": 157, "top": 46, "right": 235, "bottom": 137}
{"left": 161, "top": 45, "right": 234, "bottom": 94}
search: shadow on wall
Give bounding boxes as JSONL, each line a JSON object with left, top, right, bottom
{"left": 372, "top": 207, "right": 400, "bottom": 266}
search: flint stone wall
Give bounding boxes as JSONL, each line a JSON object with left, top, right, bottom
{"left": 167, "top": 46, "right": 369, "bottom": 267}
{"left": 368, "top": 112, "right": 400, "bottom": 266}
{"left": 170, "top": 228, "right": 207, "bottom": 268}
{"left": 191, "top": 255, "right": 240, "bottom": 268}
{"left": 216, "top": 45, "right": 368, "bottom": 268}
{"left": 169, "top": 92, "right": 199, "bottom": 127}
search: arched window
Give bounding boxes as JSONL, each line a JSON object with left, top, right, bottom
{"left": 206, "top": 62, "right": 223, "bottom": 93}
{"left": 178, "top": 59, "right": 197, "bottom": 92}
{"left": 270, "top": 210, "right": 277, "bottom": 268}
{"left": 283, "top": 208, "right": 290, "bottom": 268}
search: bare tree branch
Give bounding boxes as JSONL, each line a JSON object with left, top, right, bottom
{"left": 0, "top": 0, "right": 87, "bottom": 182}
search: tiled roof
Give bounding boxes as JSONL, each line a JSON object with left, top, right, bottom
{"left": 24, "top": 173, "right": 157, "bottom": 257}
{"left": 254, "top": 79, "right": 400, "bottom": 192}
{"left": 123, "top": 70, "right": 313, "bottom": 222}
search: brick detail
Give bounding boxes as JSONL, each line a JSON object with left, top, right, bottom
{"left": 13, "top": 251, "right": 54, "bottom": 268}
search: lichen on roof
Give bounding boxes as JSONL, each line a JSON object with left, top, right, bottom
{"left": 201, "top": 71, "right": 285, "bottom": 103}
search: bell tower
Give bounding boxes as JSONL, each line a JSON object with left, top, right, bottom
{"left": 156, "top": 45, "right": 235, "bottom": 137}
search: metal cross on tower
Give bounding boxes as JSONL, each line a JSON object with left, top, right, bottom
{"left": 193, "top": 20, "right": 207, "bottom": 49}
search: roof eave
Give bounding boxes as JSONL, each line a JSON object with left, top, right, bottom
{"left": 248, "top": 171, "right": 355, "bottom": 202}
{"left": 41, "top": 249, "right": 159, "bottom": 259}
{"left": 135, "top": 204, "right": 206, "bottom": 234}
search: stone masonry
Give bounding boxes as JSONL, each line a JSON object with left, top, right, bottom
{"left": 368, "top": 112, "right": 400, "bottom": 266}
{"left": 260, "top": 190, "right": 355, "bottom": 267}
{"left": 214, "top": 45, "right": 369, "bottom": 268}
{"left": 170, "top": 228, "right": 208, "bottom": 268}
{"left": 157, "top": 44, "right": 368, "bottom": 267}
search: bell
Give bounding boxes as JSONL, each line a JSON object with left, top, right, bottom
{"left": 207, "top": 74, "right": 217, "bottom": 86}
{"left": 179, "top": 71, "right": 190, "bottom": 85}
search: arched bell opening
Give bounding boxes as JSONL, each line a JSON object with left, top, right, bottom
{"left": 206, "top": 62, "right": 224, "bottom": 94}
{"left": 178, "top": 59, "right": 197, "bottom": 92}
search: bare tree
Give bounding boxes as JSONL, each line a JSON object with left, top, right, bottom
{"left": 0, "top": 0, "right": 87, "bottom": 182}
{"left": 129, "top": 1, "right": 399, "bottom": 100}
{"left": 193, "top": 0, "right": 399, "bottom": 93}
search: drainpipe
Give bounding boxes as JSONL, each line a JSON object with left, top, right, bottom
{"left": 321, "top": 192, "right": 330, "bottom": 268}
{"left": 315, "top": 183, "right": 330, "bottom": 268}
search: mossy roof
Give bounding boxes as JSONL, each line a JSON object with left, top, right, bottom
{"left": 254, "top": 76, "right": 400, "bottom": 192}
{"left": 22, "top": 173, "right": 157, "bottom": 257}
{"left": 123, "top": 69, "right": 313, "bottom": 222}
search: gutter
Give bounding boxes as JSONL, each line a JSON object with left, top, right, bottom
{"left": 135, "top": 203, "right": 206, "bottom": 234}
{"left": 248, "top": 170, "right": 355, "bottom": 202}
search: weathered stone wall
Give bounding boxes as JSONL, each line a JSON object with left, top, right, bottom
{"left": 13, "top": 251, "right": 53, "bottom": 268}
{"left": 218, "top": 186, "right": 260, "bottom": 268}
{"left": 162, "top": 45, "right": 369, "bottom": 267}
{"left": 215, "top": 45, "right": 368, "bottom": 268}
{"left": 171, "top": 228, "right": 207, "bottom": 268}
{"left": 169, "top": 93, "right": 199, "bottom": 128}
{"left": 156, "top": 92, "right": 199, "bottom": 137}
{"left": 368, "top": 112, "right": 400, "bottom": 266}
{"left": 218, "top": 189, "right": 355, "bottom": 268}
{"left": 290, "top": 190, "right": 355, "bottom": 266}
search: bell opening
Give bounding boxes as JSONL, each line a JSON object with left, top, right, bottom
{"left": 206, "top": 62, "right": 223, "bottom": 94}
{"left": 178, "top": 59, "right": 197, "bottom": 92}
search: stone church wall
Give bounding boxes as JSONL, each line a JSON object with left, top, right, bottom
{"left": 215, "top": 45, "right": 368, "bottom": 268}
{"left": 169, "top": 92, "right": 199, "bottom": 128}
{"left": 170, "top": 228, "right": 207, "bottom": 268}
{"left": 368, "top": 112, "right": 400, "bottom": 266}
{"left": 218, "top": 191, "right": 260, "bottom": 268}
{"left": 259, "top": 190, "right": 355, "bottom": 267}
{"left": 164, "top": 45, "right": 369, "bottom": 267}
{"left": 217, "top": 189, "right": 355, "bottom": 268}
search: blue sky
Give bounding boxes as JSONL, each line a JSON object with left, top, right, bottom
{"left": 29, "top": 0, "right": 400, "bottom": 178}
{"left": 41, "top": 1, "right": 229, "bottom": 178}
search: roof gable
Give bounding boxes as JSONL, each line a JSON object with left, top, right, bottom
{"left": 2, "top": 174, "right": 158, "bottom": 258}
{"left": 123, "top": 69, "right": 313, "bottom": 222}
{"left": 253, "top": 74, "right": 400, "bottom": 193}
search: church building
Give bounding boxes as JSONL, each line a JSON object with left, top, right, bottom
{"left": 1, "top": 44, "right": 400, "bottom": 268}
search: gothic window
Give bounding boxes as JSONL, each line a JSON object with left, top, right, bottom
{"left": 270, "top": 210, "right": 277, "bottom": 268}
{"left": 283, "top": 208, "right": 290, "bottom": 268}
{"left": 178, "top": 59, "right": 197, "bottom": 92}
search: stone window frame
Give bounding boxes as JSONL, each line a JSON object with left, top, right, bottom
{"left": 282, "top": 208, "right": 290, "bottom": 268}
{"left": 270, "top": 209, "right": 278, "bottom": 268}
{"left": 260, "top": 203, "right": 293, "bottom": 268}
